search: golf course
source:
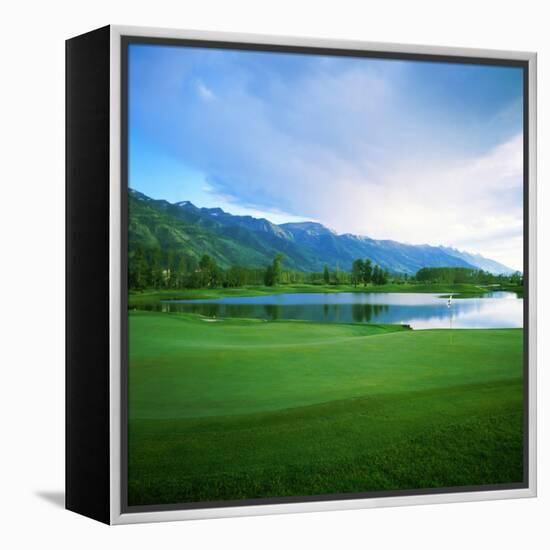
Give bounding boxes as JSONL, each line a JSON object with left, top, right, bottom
{"left": 128, "top": 308, "right": 524, "bottom": 506}
{"left": 125, "top": 45, "right": 527, "bottom": 509}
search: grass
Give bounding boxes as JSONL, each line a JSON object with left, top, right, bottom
{"left": 128, "top": 311, "right": 524, "bottom": 506}
{"left": 128, "top": 282, "right": 507, "bottom": 306}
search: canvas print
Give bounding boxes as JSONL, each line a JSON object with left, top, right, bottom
{"left": 126, "top": 42, "right": 525, "bottom": 508}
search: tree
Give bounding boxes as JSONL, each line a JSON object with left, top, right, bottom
{"left": 264, "top": 264, "right": 275, "bottom": 286}
{"left": 510, "top": 271, "right": 523, "bottom": 286}
{"left": 363, "top": 258, "right": 373, "bottom": 286}
{"left": 129, "top": 245, "right": 148, "bottom": 290}
{"left": 272, "top": 253, "right": 284, "bottom": 285}
{"left": 176, "top": 255, "right": 187, "bottom": 288}
{"left": 372, "top": 264, "right": 380, "bottom": 285}
{"left": 199, "top": 254, "right": 211, "bottom": 287}
{"left": 150, "top": 248, "right": 163, "bottom": 289}
{"left": 198, "top": 254, "right": 220, "bottom": 288}
{"left": 164, "top": 250, "right": 175, "bottom": 288}
{"left": 226, "top": 266, "right": 246, "bottom": 288}
{"left": 199, "top": 254, "right": 211, "bottom": 271}
{"left": 371, "top": 264, "right": 388, "bottom": 285}
{"left": 351, "top": 259, "right": 364, "bottom": 287}
{"left": 323, "top": 264, "right": 330, "bottom": 285}
{"left": 265, "top": 253, "right": 285, "bottom": 286}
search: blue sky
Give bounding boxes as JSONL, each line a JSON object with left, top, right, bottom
{"left": 129, "top": 43, "right": 524, "bottom": 269}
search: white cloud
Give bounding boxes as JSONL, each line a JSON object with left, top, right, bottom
{"left": 196, "top": 80, "right": 215, "bottom": 101}
{"left": 306, "top": 133, "right": 524, "bottom": 270}
{"left": 200, "top": 183, "right": 311, "bottom": 225}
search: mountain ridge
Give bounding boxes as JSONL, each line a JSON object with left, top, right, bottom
{"left": 128, "top": 189, "right": 516, "bottom": 275}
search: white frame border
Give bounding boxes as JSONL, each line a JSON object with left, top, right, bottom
{"left": 109, "top": 25, "right": 537, "bottom": 525}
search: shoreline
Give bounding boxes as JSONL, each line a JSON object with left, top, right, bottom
{"left": 129, "top": 282, "right": 522, "bottom": 306}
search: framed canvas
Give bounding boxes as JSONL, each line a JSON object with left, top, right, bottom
{"left": 66, "top": 25, "right": 537, "bottom": 525}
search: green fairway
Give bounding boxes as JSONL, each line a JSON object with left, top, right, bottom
{"left": 128, "top": 311, "right": 524, "bottom": 506}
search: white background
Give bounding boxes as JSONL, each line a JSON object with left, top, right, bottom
{"left": 1, "top": 0, "right": 547, "bottom": 547}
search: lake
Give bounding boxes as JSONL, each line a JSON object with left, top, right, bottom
{"left": 145, "top": 291, "right": 523, "bottom": 329}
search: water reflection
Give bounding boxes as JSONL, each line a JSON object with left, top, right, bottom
{"left": 137, "top": 291, "right": 523, "bottom": 330}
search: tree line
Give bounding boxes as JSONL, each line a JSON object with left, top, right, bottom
{"left": 129, "top": 246, "right": 391, "bottom": 290}
{"left": 415, "top": 267, "right": 523, "bottom": 286}
{"left": 128, "top": 245, "right": 522, "bottom": 291}
{"left": 129, "top": 246, "right": 265, "bottom": 290}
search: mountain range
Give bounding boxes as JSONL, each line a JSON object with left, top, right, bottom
{"left": 129, "top": 189, "right": 515, "bottom": 275}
